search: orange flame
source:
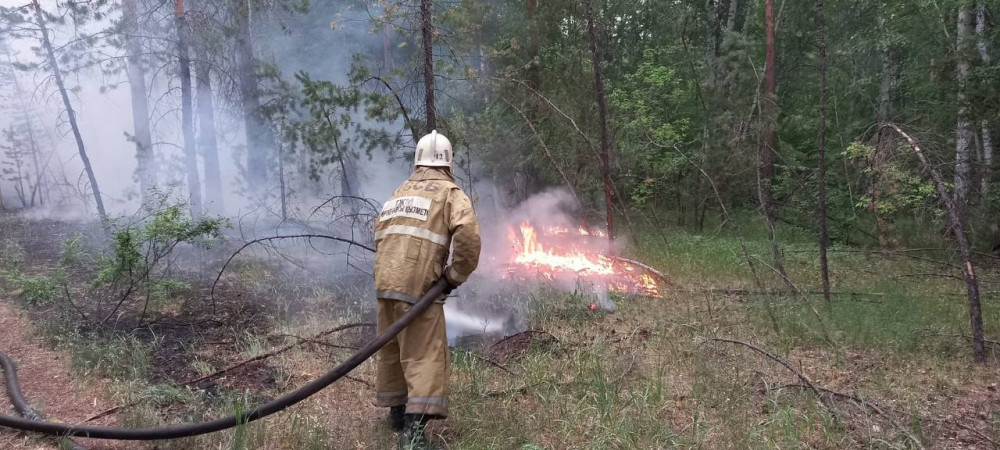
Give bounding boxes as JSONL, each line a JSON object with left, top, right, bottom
{"left": 506, "top": 222, "right": 661, "bottom": 297}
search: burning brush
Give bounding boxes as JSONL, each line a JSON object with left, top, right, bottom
{"left": 504, "top": 221, "right": 663, "bottom": 298}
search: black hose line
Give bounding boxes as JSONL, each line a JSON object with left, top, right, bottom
{"left": 0, "top": 279, "right": 447, "bottom": 440}
{"left": 1, "top": 346, "right": 87, "bottom": 449}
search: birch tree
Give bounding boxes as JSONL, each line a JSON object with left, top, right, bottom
{"left": 954, "top": 3, "right": 975, "bottom": 213}
{"left": 175, "top": 0, "right": 201, "bottom": 216}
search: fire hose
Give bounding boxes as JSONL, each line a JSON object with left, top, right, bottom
{"left": 0, "top": 278, "right": 447, "bottom": 441}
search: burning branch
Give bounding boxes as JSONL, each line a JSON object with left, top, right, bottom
{"left": 505, "top": 222, "right": 662, "bottom": 297}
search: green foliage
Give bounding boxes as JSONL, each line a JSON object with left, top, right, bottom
{"left": 95, "top": 204, "right": 223, "bottom": 288}
{"left": 20, "top": 275, "right": 57, "bottom": 305}
{"left": 95, "top": 227, "right": 142, "bottom": 287}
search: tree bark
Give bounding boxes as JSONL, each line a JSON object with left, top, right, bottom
{"left": 761, "top": 0, "right": 777, "bottom": 224}
{"left": 882, "top": 124, "right": 986, "bottom": 363}
{"left": 817, "top": 0, "right": 830, "bottom": 303}
{"left": 123, "top": 0, "right": 156, "bottom": 201}
{"left": 25, "top": 116, "right": 43, "bottom": 207}
{"left": 175, "top": 0, "right": 201, "bottom": 217}
{"left": 235, "top": 0, "right": 271, "bottom": 186}
{"left": 954, "top": 4, "right": 975, "bottom": 212}
{"left": 525, "top": 0, "right": 541, "bottom": 89}
{"left": 383, "top": 22, "right": 393, "bottom": 70}
{"left": 584, "top": 0, "right": 616, "bottom": 242}
{"left": 726, "top": 0, "right": 739, "bottom": 34}
{"left": 421, "top": 0, "right": 436, "bottom": 132}
{"left": 31, "top": 0, "right": 107, "bottom": 224}
{"left": 877, "top": 5, "right": 892, "bottom": 123}
{"left": 196, "top": 50, "right": 223, "bottom": 213}
{"left": 976, "top": 2, "right": 993, "bottom": 195}
{"left": 873, "top": 2, "right": 898, "bottom": 251}
{"left": 759, "top": 0, "right": 791, "bottom": 287}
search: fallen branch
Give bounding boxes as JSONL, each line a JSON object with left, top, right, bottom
{"left": 83, "top": 404, "right": 128, "bottom": 423}
{"left": 703, "top": 338, "right": 925, "bottom": 449}
{"left": 83, "top": 325, "right": 375, "bottom": 424}
{"left": 612, "top": 257, "right": 671, "bottom": 285}
{"left": 345, "top": 375, "right": 374, "bottom": 389}
{"left": 701, "top": 338, "right": 831, "bottom": 410}
{"left": 687, "top": 288, "right": 888, "bottom": 298}
{"left": 182, "top": 323, "right": 374, "bottom": 387}
{"left": 778, "top": 384, "right": 930, "bottom": 449}
{"left": 917, "top": 330, "right": 1000, "bottom": 348}
{"left": 457, "top": 350, "right": 518, "bottom": 376}
{"left": 210, "top": 234, "right": 375, "bottom": 312}
{"left": 931, "top": 417, "right": 1000, "bottom": 449}
{"left": 881, "top": 124, "right": 986, "bottom": 363}
{"left": 268, "top": 334, "right": 360, "bottom": 351}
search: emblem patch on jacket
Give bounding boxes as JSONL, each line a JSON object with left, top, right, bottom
{"left": 379, "top": 196, "right": 432, "bottom": 222}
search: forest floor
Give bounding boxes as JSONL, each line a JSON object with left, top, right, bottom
{"left": 0, "top": 210, "right": 999, "bottom": 449}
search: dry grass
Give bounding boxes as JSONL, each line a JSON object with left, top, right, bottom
{"left": 1, "top": 212, "right": 999, "bottom": 449}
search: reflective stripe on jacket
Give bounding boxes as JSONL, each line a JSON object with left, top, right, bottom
{"left": 374, "top": 167, "right": 481, "bottom": 303}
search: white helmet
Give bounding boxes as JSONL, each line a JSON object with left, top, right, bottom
{"left": 414, "top": 130, "right": 453, "bottom": 168}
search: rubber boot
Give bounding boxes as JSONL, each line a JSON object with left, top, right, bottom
{"left": 388, "top": 405, "right": 405, "bottom": 432}
{"left": 397, "top": 414, "right": 429, "bottom": 450}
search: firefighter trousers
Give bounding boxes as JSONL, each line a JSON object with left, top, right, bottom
{"left": 375, "top": 299, "right": 450, "bottom": 418}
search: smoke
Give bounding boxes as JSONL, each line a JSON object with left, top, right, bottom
{"left": 0, "top": 0, "right": 412, "bottom": 223}
{"left": 0, "top": 0, "right": 610, "bottom": 345}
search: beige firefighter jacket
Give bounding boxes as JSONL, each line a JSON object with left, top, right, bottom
{"left": 374, "top": 167, "right": 481, "bottom": 303}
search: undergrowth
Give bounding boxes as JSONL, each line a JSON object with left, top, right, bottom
{"left": 1, "top": 210, "right": 998, "bottom": 448}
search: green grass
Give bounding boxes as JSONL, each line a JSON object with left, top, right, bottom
{"left": 3, "top": 209, "right": 998, "bottom": 448}
{"left": 66, "top": 333, "right": 151, "bottom": 381}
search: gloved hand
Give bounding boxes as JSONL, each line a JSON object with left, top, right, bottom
{"left": 441, "top": 276, "right": 458, "bottom": 297}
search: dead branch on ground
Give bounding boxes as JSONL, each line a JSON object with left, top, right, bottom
{"left": 182, "top": 322, "right": 373, "bottom": 387}
{"left": 780, "top": 384, "right": 976, "bottom": 449}
{"left": 703, "top": 338, "right": 925, "bottom": 449}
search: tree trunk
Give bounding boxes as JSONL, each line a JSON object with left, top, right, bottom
{"left": 525, "top": 0, "right": 541, "bottom": 89}
{"left": 873, "top": 1, "right": 899, "bottom": 251}
{"left": 584, "top": 0, "right": 616, "bottom": 242}
{"left": 761, "top": 0, "right": 777, "bottom": 224}
{"left": 31, "top": 0, "right": 107, "bottom": 224}
{"left": 759, "top": 0, "right": 791, "bottom": 287}
{"left": 196, "top": 50, "right": 223, "bottom": 213}
{"left": 25, "top": 116, "right": 43, "bottom": 207}
{"left": 977, "top": 1, "right": 993, "bottom": 195}
{"left": 123, "top": 0, "right": 156, "bottom": 201}
{"left": 877, "top": 5, "right": 892, "bottom": 123}
{"left": 726, "top": 0, "right": 739, "bottom": 34}
{"left": 9, "top": 125, "right": 28, "bottom": 207}
{"left": 421, "top": 0, "right": 436, "bottom": 132}
{"left": 175, "top": 0, "right": 201, "bottom": 216}
{"left": 954, "top": 4, "right": 975, "bottom": 212}
{"left": 3, "top": 42, "right": 47, "bottom": 207}
{"left": 817, "top": 0, "right": 830, "bottom": 303}
{"left": 383, "top": 23, "right": 393, "bottom": 70}
{"left": 883, "top": 124, "right": 986, "bottom": 363}
{"left": 235, "top": 0, "right": 270, "bottom": 186}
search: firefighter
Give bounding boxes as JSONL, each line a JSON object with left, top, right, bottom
{"left": 373, "top": 130, "right": 481, "bottom": 449}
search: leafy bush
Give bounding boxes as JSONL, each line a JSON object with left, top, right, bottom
{"left": 21, "top": 275, "right": 57, "bottom": 305}
{"left": 92, "top": 203, "right": 225, "bottom": 324}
